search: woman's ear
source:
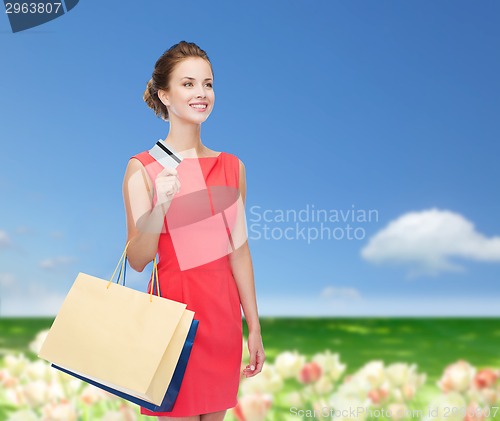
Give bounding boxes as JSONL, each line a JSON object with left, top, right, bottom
{"left": 158, "top": 89, "right": 170, "bottom": 107}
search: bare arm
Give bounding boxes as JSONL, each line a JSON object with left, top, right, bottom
{"left": 229, "top": 159, "right": 265, "bottom": 377}
{"left": 122, "top": 158, "right": 179, "bottom": 272}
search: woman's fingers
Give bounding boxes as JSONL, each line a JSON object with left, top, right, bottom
{"left": 158, "top": 166, "right": 178, "bottom": 177}
{"left": 154, "top": 167, "right": 181, "bottom": 202}
{"left": 243, "top": 348, "right": 265, "bottom": 377}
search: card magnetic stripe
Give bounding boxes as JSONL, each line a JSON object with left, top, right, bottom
{"left": 148, "top": 141, "right": 182, "bottom": 166}
{"left": 154, "top": 141, "right": 182, "bottom": 163}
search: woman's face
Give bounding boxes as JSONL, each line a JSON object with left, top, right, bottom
{"left": 159, "top": 57, "right": 215, "bottom": 124}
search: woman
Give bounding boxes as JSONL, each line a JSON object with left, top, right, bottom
{"left": 122, "top": 40, "right": 265, "bottom": 421}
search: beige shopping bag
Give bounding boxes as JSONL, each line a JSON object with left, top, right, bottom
{"left": 38, "top": 243, "right": 195, "bottom": 406}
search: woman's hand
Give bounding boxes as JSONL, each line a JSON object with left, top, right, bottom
{"left": 155, "top": 167, "right": 181, "bottom": 205}
{"left": 243, "top": 330, "right": 266, "bottom": 377}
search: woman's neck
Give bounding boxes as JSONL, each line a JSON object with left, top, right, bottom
{"left": 163, "top": 123, "right": 206, "bottom": 157}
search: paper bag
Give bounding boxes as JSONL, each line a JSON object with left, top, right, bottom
{"left": 38, "top": 245, "right": 197, "bottom": 407}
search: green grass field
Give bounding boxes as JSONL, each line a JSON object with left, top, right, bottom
{"left": 2, "top": 317, "right": 500, "bottom": 420}
{"left": 2, "top": 316, "right": 500, "bottom": 386}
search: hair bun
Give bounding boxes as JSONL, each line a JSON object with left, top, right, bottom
{"left": 143, "top": 79, "right": 156, "bottom": 110}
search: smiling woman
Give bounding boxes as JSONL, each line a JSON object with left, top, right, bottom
{"left": 122, "top": 41, "right": 266, "bottom": 421}
{"left": 143, "top": 43, "right": 215, "bottom": 123}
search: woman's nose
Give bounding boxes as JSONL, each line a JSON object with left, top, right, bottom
{"left": 195, "top": 86, "right": 207, "bottom": 98}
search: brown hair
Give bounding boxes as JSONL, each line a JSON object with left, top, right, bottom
{"left": 143, "top": 41, "right": 214, "bottom": 121}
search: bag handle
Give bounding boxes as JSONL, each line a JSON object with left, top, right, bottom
{"left": 106, "top": 241, "right": 161, "bottom": 302}
{"left": 150, "top": 255, "right": 161, "bottom": 302}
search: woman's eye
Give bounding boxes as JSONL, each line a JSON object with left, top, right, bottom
{"left": 183, "top": 82, "right": 213, "bottom": 88}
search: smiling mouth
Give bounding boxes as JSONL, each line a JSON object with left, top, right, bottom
{"left": 190, "top": 104, "right": 207, "bottom": 109}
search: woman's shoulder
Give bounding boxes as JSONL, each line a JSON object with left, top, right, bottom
{"left": 130, "top": 149, "right": 153, "bottom": 163}
{"left": 127, "top": 150, "right": 164, "bottom": 183}
{"left": 221, "top": 151, "right": 244, "bottom": 175}
{"left": 221, "top": 151, "right": 243, "bottom": 166}
{"left": 221, "top": 150, "right": 237, "bottom": 159}
{"left": 220, "top": 151, "right": 244, "bottom": 190}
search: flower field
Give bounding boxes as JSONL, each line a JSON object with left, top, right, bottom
{"left": 1, "top": 317, "right": 500, "bottom": 421}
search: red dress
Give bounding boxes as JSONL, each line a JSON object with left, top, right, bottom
{"left": 130, "top": 150, "right": 243, "bottom": 417}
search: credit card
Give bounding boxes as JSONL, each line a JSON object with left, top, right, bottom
{"left": 148, "top": 139, "right": 183, "bottom": 168}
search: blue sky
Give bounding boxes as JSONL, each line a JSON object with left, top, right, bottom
{"left": 0, "top": 0, "right": 499, "bottom": 316}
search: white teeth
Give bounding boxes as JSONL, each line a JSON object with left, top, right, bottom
{"left": 190, "top": 104, "right": 207, "bottom": 109}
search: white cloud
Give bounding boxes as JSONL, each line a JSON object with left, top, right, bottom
{"left": 0, "top": 273, "right": 16, "bottom": 287}
{"left": 360, "top": 208, "right": 500, "bottom": 276}
{"left": 320, "top": 286, "right": 361, "bottom": 300}
{"left": 50, "top": 231, "right": 65, "bottom": 239}
{"left": 16, "top": 226, "right": 34, "bottom": 235}
{"left": 39, "top": 256, "right": 76, "bottom": 270}
{"left": 0, "top": 230, "right": 11, "bottom": 248}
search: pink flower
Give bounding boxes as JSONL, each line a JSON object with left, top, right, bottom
{"left": 0, "top": 368, "right": 18, "bottom": 388}
{"left": 367, "top": 387, "right": 390, "bottom": 405}
{"left": 463, "top": 401, "right": 486, "bottom": 421}
{"left": 402, "top": 383, "right": 416, "bottom": 400}
{"left": 473, "top": 369, "right": 498, "bottom": 389}
{"left": 437, "top": 360, "right": 476, "bottom": 393}
{"left": 233, "top": 394, "right": 272, "bottom": 421}
{"left": 298, "top": 362, "right": 322, "bottom": 384}
{"left": 40, "top": 400, "right": 78, "bottom": 421}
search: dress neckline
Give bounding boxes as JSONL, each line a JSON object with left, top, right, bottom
{"left": 184, "top": 152, "right": 223, "bottom": 159}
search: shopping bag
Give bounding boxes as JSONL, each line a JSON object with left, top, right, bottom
{"left": 38, "top": 242, "right": 198, "bottom": 409}
{"left": 51, "top": 315, "right": 198, "bottom": 412}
